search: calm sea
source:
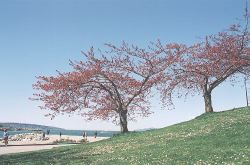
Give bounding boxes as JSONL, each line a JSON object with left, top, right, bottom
{"left": 0, "top": 130, "right": 119, "bottom": 137}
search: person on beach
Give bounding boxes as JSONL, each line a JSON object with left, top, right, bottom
{"left": 42, "top": 131, "right": 45, "bottom": 140}
{"left": 59, "top": 132, "right": 62, "bottom": 139}
{"left": 3, "top": 129, "right": 9, "bottom": 147}
{"left": 85, "top": 131, "right": 87, "bottom": 140}
{"left": 94, "top": 131, "right": 97, "bottom": 138}
{"left": 82, "top": 131, "right": 86, "bottom": 140}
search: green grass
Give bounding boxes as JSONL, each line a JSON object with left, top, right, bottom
{"left": 1, "top": 107, "right": 250, "bottom": 164}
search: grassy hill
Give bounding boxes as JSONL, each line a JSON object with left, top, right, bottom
{"left": 1, "top": 107, "right": 250, "bottom": 164}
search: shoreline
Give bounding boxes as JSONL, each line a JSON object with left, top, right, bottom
{"left": 0, "top": 135, "right": 109, "bottom": 155}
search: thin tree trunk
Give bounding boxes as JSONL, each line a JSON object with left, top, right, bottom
{"left": 203, "top": 91, "right": 213, "bottom": 113}
{"left": 119, "top": 110, "right": 128, "bottom": 133}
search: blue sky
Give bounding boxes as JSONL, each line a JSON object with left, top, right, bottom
{"left": 0, "top": 0, "right": 248, "bottom": 131}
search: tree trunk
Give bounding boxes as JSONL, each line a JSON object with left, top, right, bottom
{"left": 203, "top": 91, "right": 213, "bottom": 113}
{"left": 119, "top": 110, "right": 128, "bottom": 133}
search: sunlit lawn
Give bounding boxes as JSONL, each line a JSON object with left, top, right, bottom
{"left": 1, "top": 107, "right": 250, "bottom": 164}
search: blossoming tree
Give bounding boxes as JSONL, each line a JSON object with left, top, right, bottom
{"left": 32, "top": 42, "right": 180, "bottom": 133}
{"left": 160, "top": 22, "right": 250, "bottom": 113}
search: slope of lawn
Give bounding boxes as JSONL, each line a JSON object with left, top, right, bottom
{"left": 1, "top": 107, "right": 250, "bottom": 164}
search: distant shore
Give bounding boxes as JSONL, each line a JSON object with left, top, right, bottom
{"left": 0, "top": 134, "right": 109, "bottom": 155}
{"left": 0, "top": 129, "right": 117, "bottom": 138}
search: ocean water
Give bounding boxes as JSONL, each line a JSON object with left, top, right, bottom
{"left": 0, "top": 130, "right": 119, "bottom": 138}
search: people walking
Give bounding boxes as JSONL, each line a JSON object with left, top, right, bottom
{"left": 3, "top": 129, "right": 9, "bottom": 147}
{"left": 82, "top": 131, "right": 88, "bottom": 141}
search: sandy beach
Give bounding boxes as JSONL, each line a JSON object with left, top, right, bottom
{"left": 0, "top": 135, "right": 109, "bottom": 155}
